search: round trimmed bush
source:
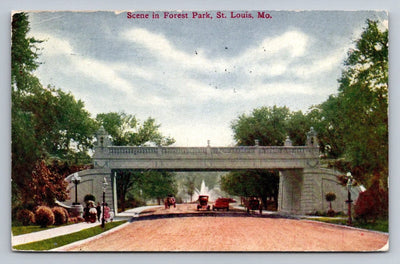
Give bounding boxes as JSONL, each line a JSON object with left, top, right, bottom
{"left": 52, "top": 206, "right": 68, "bottom": 225}
{"left": 35, "top": 206, "right": 55, "bottom": 227}
{"left": 84, "top": 194, "right": 96, "bottom": 204}
{"left": 16, "top": 209, "right": 35, "bottom": 226}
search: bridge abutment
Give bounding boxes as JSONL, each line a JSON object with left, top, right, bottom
{"left": 278, "top": 169, "right": 303, "bottom": 215}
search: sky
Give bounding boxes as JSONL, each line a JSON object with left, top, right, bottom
{"left": 27, "top": 10, "right": 388, "bottom": 147}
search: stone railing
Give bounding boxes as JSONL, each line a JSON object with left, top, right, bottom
{"left": 103, "top": 146, "right": 318, "bottom": 156}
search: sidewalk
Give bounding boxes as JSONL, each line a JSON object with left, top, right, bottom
{"left": 12, "top": 221, "right": 101, "bottom": 246}
{"left": 11, "top": 205, "right": 162, "bottom": 247}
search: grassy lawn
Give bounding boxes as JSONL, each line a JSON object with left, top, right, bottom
{"left": 12, "top": 222, "right": 77, "bottom": 236}
{"left": 305, "top": 217, "right": 388, "bottom": 233}
{"left": 12, "top": 225, "right": 57, "bottom": 236}
{"left": 13, "top": 221, "right": 126, "bottom": 251}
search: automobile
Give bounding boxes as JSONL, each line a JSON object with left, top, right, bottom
{"left": 197, "top": 195, "right": 211, "bottom": 210}
{"left": 212, "top": 197, "right": 236, "bottom": 211}
{"left": 246, "top": 196, "right": 263, "bottom": 214}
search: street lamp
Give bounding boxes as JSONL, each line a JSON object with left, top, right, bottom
{"left": 345, "top": 172, "right": 353, "bottom": 225}
{"left": 71, "top": 173, "right": 81, "bottom": 205}
{"left": 101, "top": 177, "right": 108, "bottom": 228}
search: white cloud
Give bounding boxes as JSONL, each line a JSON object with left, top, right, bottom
{"left": 120, "top": 27, "right": 317, "bottom": 104}
{"left": 33, "top": 32, "right": 74, "bottom": 55}
{"left": 31, "top": 32, "right": 143, "bottom": 96}
{"left": 291, "top": 48, "right": 347, "bottom": 79}
{"left": 123, "top": 28, "right": 227, "bottom": 72}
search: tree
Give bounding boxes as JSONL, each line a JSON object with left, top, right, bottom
{"left": 308, "top": 96, "right": 347, "bottom": 158}
{"left": 114, "top": 169, "right": 143, "bottom": 211}
{"left": 11, "top": 12, "right": 42, "bottom": 94}
{"left": 231, "top": 106, "right": 290, "bottom": 146}
{"left": 220, "top": 170, "right": 279, "bottom": 210}
{"left": 325, "top": 192, "right": 336, "bottom": 216}
{"left": 183, "top": 174, "right": 197, "bottom": 202}
{"left": 11, "top": 13, "right": 98, "bottom": 210}
{"left": 337, "top": 20, "right": 388, "bottom": 188}
{"left": 97, "top": 112, "right": 176, "bottom": 209}
{"left": 230, "top": 106, "right": 309, "bottom": 210}
{"left": 27, "top": 160, "right": 69, "bottom": 206}
{"left": 286, "top": 110, "right": 312, "bottom": 146}
{"left": 11, "top": 12, "right": 43, "bottom": 206}
{"left": 96, "top": 112, "right": 175, "bottom": 146}
{"left": 141, "top": 171, "right": 177, "bottom": 205}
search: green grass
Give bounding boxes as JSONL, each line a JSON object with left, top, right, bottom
{"left": 305, "top": 217, "right": 388, "bottom": 233}
{"left": 12, "top": 225, "right": 58, "bottom": 236}
{"left": 13, "top": 221, "right": 126, "bottom": 251}
{"left": 354, "top": 219, "right": 388, "bottom": 233}
{"left": 12, "top": 221, "right": 76, "bottom": 236}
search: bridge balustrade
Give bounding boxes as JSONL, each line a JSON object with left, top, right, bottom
{"left": 103, "top": 146, "right": 318, "bottom": 157}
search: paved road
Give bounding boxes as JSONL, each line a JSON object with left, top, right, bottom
{"left": 57, "top": 204, "right": 388, "bottom": 252}
{"left": 60, "top": 216, "right": 388, "bottom": 252}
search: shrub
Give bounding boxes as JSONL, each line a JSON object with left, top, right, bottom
{"left": 35, "top": 206, "right": 55, "bottom": 227}
{"left": 63, "top": 207, "right": 70, "bottom": 222}
{"left": 16, "top": 209, "right": 35, "bottom": 226}
{"left": 325, "top": 192, "right": 337, "bottom": 216}
{"left": 52, "top": 207, "right": 68, "bottom": 225}
{"left": 355, "top": 181, "right": 388, "bottom": 223}
{"left": 84, "top": 194, "right": 96, "bottom": 204}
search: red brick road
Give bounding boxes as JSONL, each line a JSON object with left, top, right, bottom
{"left": 64, "top": 205, "right": 388, "bottom": 252}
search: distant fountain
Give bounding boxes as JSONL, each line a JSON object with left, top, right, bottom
{"left": 193, "top": 180, "right": 221, "bottom": 202}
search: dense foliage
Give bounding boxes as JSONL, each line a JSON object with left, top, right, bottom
{"left": 96, "top": 112, "right": 176, "bottom": 210}
{"left": 224, "top": 20, "right": 388, "bottom": 220}
{"left": 11, "top": 13, "right": 98, "bottom": 210}
{"left": 220, "top": 170, "right": 279, "bottom": 209}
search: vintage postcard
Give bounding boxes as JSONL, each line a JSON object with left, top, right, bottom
{"left": 11, "top": 10, "right": 388, "bottom": 252}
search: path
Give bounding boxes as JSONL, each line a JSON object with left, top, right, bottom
{"left": 11, "top": 205, "right": 160, "bottom": 247}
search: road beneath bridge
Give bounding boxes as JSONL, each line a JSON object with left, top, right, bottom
{"left": 60, "top": 204, "right": 388, "bottom": 252}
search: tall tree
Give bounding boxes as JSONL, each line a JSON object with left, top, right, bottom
{"left": 11, "top": 12, "right": 42, "bottom": 94}
{"left": 96, "top": 112, "right": 175, "bottom": 146}
{"left": 220, "top": 170, "right": 279, "bottom": 209}
{"left": 229, "top": 106, "right": 296, "bottom": 209}
{"left": 231, "top": 106, "right": 290, "bottom": 146}
{"left": 141, "top": 171, "right": 177, "bottom": 205}
{"left": 97, "top": 112, "right": 176, "bottom": 209}
{"left": 308, "top": 95, "right": 347, "bottom": 158}
{"left": 11, "top": 12, "right": 44, "bottom": 206}
{"left": 286, "top": 110, "right": 312, "bottom": 146}
{"left": 337, "top": 19, "right": 388, "bottom": 187}
{"left": 11, "top": 13, "right": 98, "bottom": 208}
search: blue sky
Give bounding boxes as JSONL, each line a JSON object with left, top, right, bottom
{"left": 27, "top": 10, "right": 388, "bottom": 146}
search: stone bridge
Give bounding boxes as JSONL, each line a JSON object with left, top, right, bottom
{"left": 65, "top": 127, "right": 359, "bottom": 216}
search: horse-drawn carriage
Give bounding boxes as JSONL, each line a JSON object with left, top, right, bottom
{"left": 246, "top": 196, "right": 263, "bottom": 214}
{"left": 197, "top": 195, "right": 211, "bottom": 211}
{"left": 164, "top": 195, "right": 176, "bottom": 209}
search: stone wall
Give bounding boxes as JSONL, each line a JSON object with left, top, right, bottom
{"left": 278, "top": 168, "right": 362, "bottom": 215}
{"left": 65, "top": 169, "right": 114, "bottom": 213}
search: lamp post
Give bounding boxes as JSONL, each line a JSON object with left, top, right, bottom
{"left": 101, "top": 177, "right": 108, "bottom": 228}
{"left": 345, "top": 172, "right": 353, "bottom": 226}
{"left": 71, "top": 173, "right": 81, "bottom": 205}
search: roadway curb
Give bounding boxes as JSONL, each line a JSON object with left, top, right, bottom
{"left": 50, "top": 221, "right": 131, "bottom": 252}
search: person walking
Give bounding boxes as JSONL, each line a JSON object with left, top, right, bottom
{"left": 96, "top": 202, "right": 101, "bottom": 222}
